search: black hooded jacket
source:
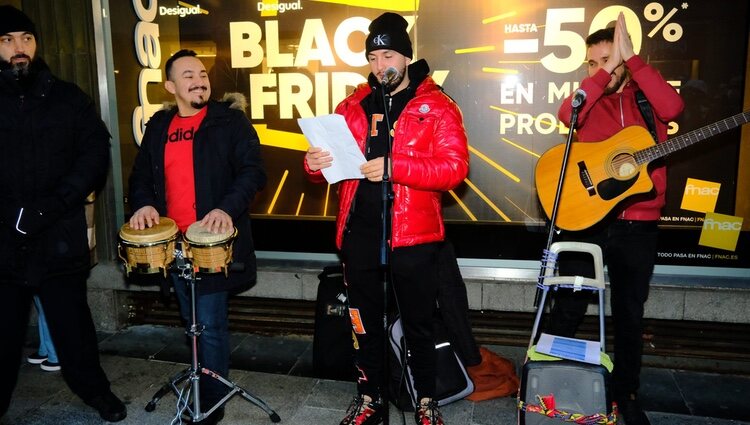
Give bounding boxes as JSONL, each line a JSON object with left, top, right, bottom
{"left": 128, "top": 93, "right": 266, "bottom": 294}
{"left": 0, "top": 59, "right": 111, "bottom": 286}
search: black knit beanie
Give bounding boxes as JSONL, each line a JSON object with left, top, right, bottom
{"left": 365, "top": 12, "right": 413, "bottom": 59}
{"left": 0, "top": 5, "right": 37, "bottom": 37}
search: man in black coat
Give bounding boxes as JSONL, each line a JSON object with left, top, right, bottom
{"left": 0, "top": 5, "right": 126, "bottom": 422}
{"left": 128, "top": 49, "right": 266, "bottom": 425}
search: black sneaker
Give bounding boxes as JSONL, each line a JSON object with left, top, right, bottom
{"left": 84, "top": 390, "right": 127, "bottom": 422}
{"left": 340, "top": 395, "right": 384, "bottom": 425}
{"left": 414, "top": 398, "right": 444, "bottom": 425}
{"left": 40, "top": 360, "right": 61, "bottom": 372}
{"left": 27, "top": 353, "right": 47, "bottom": 365}
{"left": 616, "top": 394, "right": 651, "bottom": 425}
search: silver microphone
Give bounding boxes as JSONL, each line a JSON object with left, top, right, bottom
{"left": 571, "top": 88, "right": 587, "bottom": 108}
{"left": 381, "top": 67, "right": 400, "bottom": 86}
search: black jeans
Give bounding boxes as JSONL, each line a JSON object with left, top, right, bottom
{"left": 0, "top": 273, "right": 112, "bottom": 418}
{"left": 546, "top": 219, "right": 658, "bottom": 399}
{"left": 341, "top": 224, "right": 440, "bottom": 401}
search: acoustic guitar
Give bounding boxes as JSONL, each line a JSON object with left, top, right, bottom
{"left": 535, "top": 110, "right": 750, "bottom": 231}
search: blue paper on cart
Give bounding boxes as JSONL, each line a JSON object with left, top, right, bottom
{"left": 536, "top": 333, "right": 601, "bottom": 365}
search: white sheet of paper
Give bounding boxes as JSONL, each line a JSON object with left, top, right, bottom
{"left": 297, "top": 114, "right": 366, "bottom": 184}
{"left": 536, "top": 333, "right": 601, "bottom": 365}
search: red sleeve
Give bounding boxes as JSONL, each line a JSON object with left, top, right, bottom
{"left": 626, "top": 55, "right": 684, "bottom": 122}
{"left": 558, "top": 69, "right": 612, "bottom": 128}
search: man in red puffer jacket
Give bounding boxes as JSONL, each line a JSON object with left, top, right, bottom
{"left": 304, "top": 12, "right": 468, "bottom": 425}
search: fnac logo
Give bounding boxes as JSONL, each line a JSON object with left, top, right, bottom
{"left": 680, "top": 178, "right": 720, "bottom": 213}
{"left": 257, "top": 0, "right": 303, "bottom": 17}
{"left": 699, "top": 212, "right": 743, "bottom": 252}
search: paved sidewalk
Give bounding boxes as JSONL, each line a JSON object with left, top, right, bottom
{"left": 2, "top": 325, "right": 749, "bottom": 425}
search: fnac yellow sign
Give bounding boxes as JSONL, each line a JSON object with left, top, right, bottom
{"left": 699, "top": 212, "right": 743, "bottom": 252}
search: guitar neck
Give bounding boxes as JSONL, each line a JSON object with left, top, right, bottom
{"left": 636, "top": 110, "right": 750, "bottom": 164}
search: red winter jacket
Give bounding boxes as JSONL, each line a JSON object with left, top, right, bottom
{"left": 558, "top": 55, "right": 684, "bottom": 221}
{"left": 305, "top": 76, "right": 469, "bottom": 249}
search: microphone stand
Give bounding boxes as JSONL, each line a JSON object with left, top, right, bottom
{"left": 533, "top": 99, "right": 582, "bottom": 308}
{"left": 379, "top": 80, "right": 394, "bottom": 425}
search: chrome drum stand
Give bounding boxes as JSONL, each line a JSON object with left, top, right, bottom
{"left": 144, "top": 248, "right": 280, "bottom": 423}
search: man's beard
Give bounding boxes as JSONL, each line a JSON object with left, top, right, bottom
{"left": 384, "top": 67, "right": 406, "bottom": 92}
{"left": 10, "top": 54, "right": 31, "bottom": 78}
{"left": 1, "top": 55, "right": 36, "bottom": 91}
{"left": 190, "top": 99, "right": 208, "bottom": 109}
{"left": 603, "top": 69, "right": 628, "bottom": 95}
{"left": 189, "top": 86, "right": 209, "bottom": 109}
{"left": 0, "top": 55, "right": 31, "bottom": 77}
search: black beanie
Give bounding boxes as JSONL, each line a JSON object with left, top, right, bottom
{"left": 365, "top": 12, "right": 413, "bottom": 59}
{"left": 0, "top": 5, "right": 37, "bottom": 37}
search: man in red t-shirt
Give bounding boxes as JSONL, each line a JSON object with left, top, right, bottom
{"left": 128, "top": 49, "right": 266, "bottom": 425}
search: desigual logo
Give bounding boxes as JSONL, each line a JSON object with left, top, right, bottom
{"left": 159, "top": 3, "right": 206, "bottom": 18}
{"left": 257, "top": 0, "right": 302, "bottom": 14}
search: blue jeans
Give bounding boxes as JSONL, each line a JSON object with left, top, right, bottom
{"left": 171, "top": 274, "right": 230, "bottom": 406}
{"left": 33, "top": 296, "right": 59, "bottom": 363}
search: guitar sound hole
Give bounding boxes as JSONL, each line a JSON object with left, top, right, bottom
{"left": 612, "top": 153, "right": 637, "bottom": 179}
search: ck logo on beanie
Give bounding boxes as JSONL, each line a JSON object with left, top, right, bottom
{"left": 365, "top": 12, "right": 413, "bottom": 59}
{"left": 372, "top": 34, "right": 390, "bottom": 47}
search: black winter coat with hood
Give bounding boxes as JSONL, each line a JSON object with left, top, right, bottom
{"left": 128, "top": 93, "right": 266, "bottom": 294}
{"left": 0, "top": 59, "right": 111, "bottom": 286}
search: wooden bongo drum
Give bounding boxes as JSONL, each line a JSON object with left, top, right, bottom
{"left": 118, "top": 217, "right": 179, "bottom": 277}
{"left": 183, "top": 222, "right": 237, "bottom": 276}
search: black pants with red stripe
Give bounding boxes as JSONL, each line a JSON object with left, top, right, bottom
{"left": 341, "top": 224, "right": 440, "bottom": 402}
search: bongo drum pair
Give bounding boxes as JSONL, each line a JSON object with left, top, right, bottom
{"left": 118, "top": 217, "right": 236, "bottom": 277}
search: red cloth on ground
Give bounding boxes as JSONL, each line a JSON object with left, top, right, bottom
{"left": 466, "top": 347, "right": 520, "bottom": 401}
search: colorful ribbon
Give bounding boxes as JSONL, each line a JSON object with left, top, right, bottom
{"left": 517, "top": 394, "right": 618, "bottom": 424}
